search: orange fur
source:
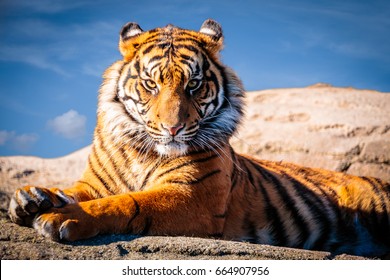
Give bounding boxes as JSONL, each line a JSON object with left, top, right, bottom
{"left": 9, "top": 20, "right": 389, "bottom": 257}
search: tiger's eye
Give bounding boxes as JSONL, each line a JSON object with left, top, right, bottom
{"left": 187, "top": 79, "right": 201, "bottom": 91}
{"left": 144, "top": 79, "right": 157, "bottom": 90}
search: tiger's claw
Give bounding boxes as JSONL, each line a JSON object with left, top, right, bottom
{"left": 8, "top": 186, "right": 74, "bottom": 227}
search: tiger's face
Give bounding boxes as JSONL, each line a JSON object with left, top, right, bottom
{"left": 104, "top": 20, "right": 244, "bottom": 157}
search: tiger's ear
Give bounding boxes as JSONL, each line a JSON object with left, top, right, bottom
{"left": 199, "top": 19, "right": 224, "bottom": 54}
{"left": 119, "top": 22, "right": 144, "bottom": 61}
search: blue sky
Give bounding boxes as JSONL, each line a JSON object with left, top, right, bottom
{"left": 0, "top": 0, "right": 389, "bottom": 158}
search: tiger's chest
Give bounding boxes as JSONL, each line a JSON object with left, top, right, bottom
{"left": 117, "top": 150, "right": 227, "bottom": 193}
{"left": 127, "top": 160, "right": 156, "bottom": 191}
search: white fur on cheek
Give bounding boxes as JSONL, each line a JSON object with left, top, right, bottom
{"left": 98, "top": 61, "right": 146, "bottom": 141}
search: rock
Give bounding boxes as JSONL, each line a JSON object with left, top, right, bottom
{"left": 0, "top": 85, "right": 389, "bottom": 260}
{"left": 231, "top": 86, "right": 390, "bottom": 181}
{"left": 359, "top": 140, "right": 390, "bottom": 164}
{"left": 0, "top": 146, "right": 90, "bottom": 194}
{"left": 347, "top": 163, "right": 390, "bottom": 181}
{"left": 11, "top": 169, "right": 35, "bottom": 179}
{"left": 0, "top": 210, "right": 364, "bottom": 260}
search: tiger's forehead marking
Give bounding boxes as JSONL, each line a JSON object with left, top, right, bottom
{"left": 136, "top": 33, "right": 205, "bottom": 82}
{"left": 139, "top": 25, "right": 205, "bottom": 52}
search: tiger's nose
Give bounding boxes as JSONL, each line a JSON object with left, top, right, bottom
{"left": 162, "top": 123, "right": 184, "bottom": 136}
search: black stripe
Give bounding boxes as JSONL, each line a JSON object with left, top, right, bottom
{"left": 90, "top": 146, "right": 117, "bottom": 195}
{"left": 173, "top": 44, "right": 200, "bottom": 54}
{"left": 174, "top": 39, "right": 205, "bottom": 51}
{"left": 186, "top": 122, "right": 199, "bottom": 132}
{"left": 174, "top": 35, "right": 205, "bottom": 44}
{"left": 133, "top": 60, "right": 140, "bottom": 73}
{"left": 148, "top": 62, "right": 161, "bottom": 77}
{"left": 141, "top": 34, "right": 162, "bottom": 45}
{"left": 230, "top": 164, "right": 239, "bottom": 190}
{"left": 146, "top": 130, "right": 163, "bottom": 137}
{"left": 156, "top": 42, "right": 171, "bottom": 50}
{"left": 205, "top": 69, "right": 220, "bottom": 99}
{"left": 148, "top": 55, "right": 166, "bottom": 64}
{"left": 113, "top": 147, "right": 135, "bottom": 190}
{"left": 229, "top": 148, "right": 240, "bottom": 191}
{"left": 158, "top": 65, "right": 165, "bottom": 83}
{"left": 134, "top": 80, "right": 145, "bottom": 103}
{"left": 166, "top": 169, "right": 221, "bottom": 186}
{"left": 286, "top": 165, "right": 345, "bottom": 247}
{"left": 241, "top": 160, "right": 283, "bottom": 243}
{"left": 194, "top": 100, "right": 205, "bottom": 118}
{"left": 212, "top": 57, "right": 239, "bottom": 120}
{"left": 366, "top": 199, "right": 380, "bottom": 233}
{"left": 76, "top": 180, "right": 104, "bottom": 199}
{"left": 201, "top": 53, "right": 210, "bottom": 71}
{"left": 179, "top": 54, "right": 195, "bottom": 62}
{"left": 120, "top": 62, "right": 136, "bottom": 90}
{"left": 261, "top": 162, "right": 343, "bottom": 250}
{"left": 214, "top": 212, "right": 226, "bottom": 219}
{"left": 141, "top": 217, "right": 153, "bottom": 235}
{"left": 272, "top": 164, "right": 332, "bottom": 249}
{"left": 245, "top": 162, "right": 258, "bottom": 193}
{"left": 249, "top": 160, "right": 305, "bottom": 246}
{"left": 200, "top": 83, "right": 211, "bottom": 101}
{"left": 92, "top": 143, "right": 117, "bottom": 186}
{"left": 142, "top": 44, "right": 156, "bottom": 55}
{"left": 128, "top": 139, "right": 149, "bottom": 154}
{"left": 242, "top": 212, "right": 257, "bottom": 243}
{"left": 283, "top": 172, "right": 331, "bottom": 250}
{"left": 138, "top": 105, "right": 151, "bottom": 116}
{"left": 88, "top": 156, "right": 114, "bottom": 196}
{"left": 114, "top": 145, "right": 137, "bottom": 185}
{"left": 325, "top": 184, "right": 357, "bottom": 251}
{"left": 126, "top": 194, "right": 140, "bottom": 233}
{"left": 184, "top": 148, "right": 210, "bottom": 157}
{"left": 140, "top": 162, "right": 161, "bottom": 190}
{"left": 362, "top": 177, "right": 387, "bottom": 213}
{"left": 361, "top": 177, "right": 390, "bottom": 244}
{"left": 179, "top": 58, "right": 195, "bottom": 70}
{"left": 96, "top": 131, "right": 129, "bottom": 191}
{"left": 239, "top": 159, "right": 258, "bottom": 243}
{"left": 154, "top": 154, "right": 219, "bottom": 182}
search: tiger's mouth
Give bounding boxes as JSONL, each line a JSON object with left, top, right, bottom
{"left": 141, "top": 123, "right": 193, "bottom": 156}
{"left": 152, "top": 132, "right": 197, "bottom": 156}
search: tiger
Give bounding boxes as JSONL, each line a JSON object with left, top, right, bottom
{"left": 8, "top": 19, "right": 390, "bottom": 257}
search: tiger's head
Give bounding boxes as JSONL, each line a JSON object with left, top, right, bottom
{"left": 99, "top": 19, "right": 244, "bottom": 157}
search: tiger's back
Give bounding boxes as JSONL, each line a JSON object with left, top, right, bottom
{"left": 8, "top": 19, "right": 390, "bottom": 258}
{"left": 224, "top": 154, "right": 390, "bottom": 256}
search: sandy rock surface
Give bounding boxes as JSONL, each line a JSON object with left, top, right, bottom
{"left": 1, "top": 84, "right": 389, "bottom": 260}
{"left": 232, "top": 84, "right": 390, "bottom": 181}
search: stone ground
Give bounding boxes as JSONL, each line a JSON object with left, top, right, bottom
{"left": 0, "top": 197, "right": 365, "bottom": 260}
{"left": 1, "top": 84, "right": 389, "bottom": 260}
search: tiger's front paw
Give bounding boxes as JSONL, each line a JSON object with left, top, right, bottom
{"left": 33, "top": 204, "right": 98, "bottom": 242}
{"left": 8, "top": 186, "right": 74, "bottom": 227}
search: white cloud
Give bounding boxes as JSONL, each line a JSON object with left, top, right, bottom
{"left": 0, "top": 130, "right": 39, "bottom": 151}
{"left": 47, "top": 110, "right": 87, "bottom": 140}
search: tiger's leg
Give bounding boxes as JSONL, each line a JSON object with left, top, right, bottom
{"left": 32, "top": 187, "right": 226, "bottom": 241}
{"left": 8, "top": 181, "right": 95, "bottom": 227}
